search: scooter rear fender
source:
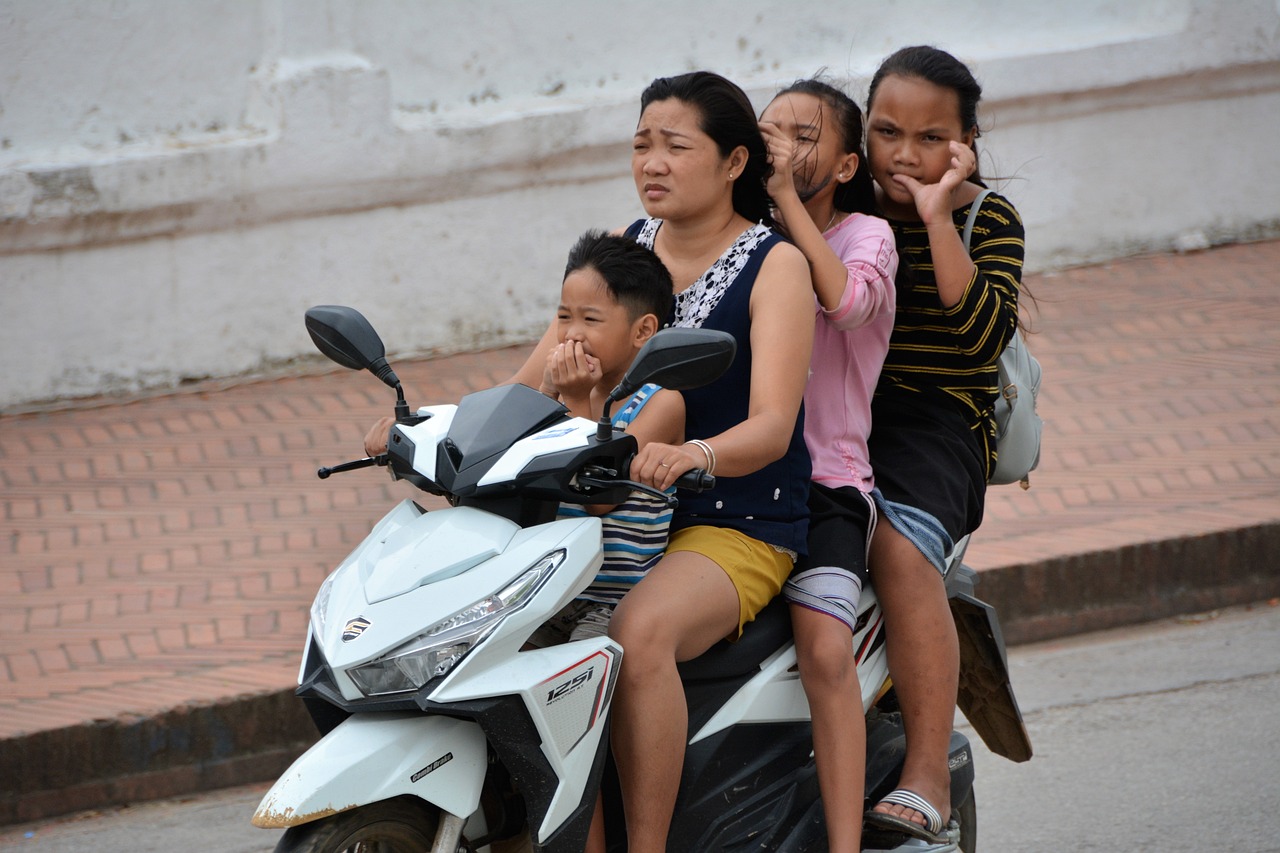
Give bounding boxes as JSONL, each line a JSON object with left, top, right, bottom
{"left": 251, "top": 712, "right": 486, "bottom": 829}
{"left": 951, "top": 586, "right": 1033, "bottom": 762}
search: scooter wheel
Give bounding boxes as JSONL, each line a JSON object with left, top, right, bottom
{"left": 956, "top": 787, "right": 977, "bottom": 853}
{"left": 272, "top": 796, "right": 441, "bottom": 853}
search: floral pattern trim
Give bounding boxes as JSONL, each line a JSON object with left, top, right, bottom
{"left": 634, "top": 218, "right": 772, "bottom": 329}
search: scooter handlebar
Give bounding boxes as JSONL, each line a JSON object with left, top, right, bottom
{"left": 674, "top": 469, "right": 715, "bottom": 492}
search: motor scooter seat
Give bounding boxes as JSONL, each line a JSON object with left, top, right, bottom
{"left": 677, "top": 597, "right": 792, "bottom": 682}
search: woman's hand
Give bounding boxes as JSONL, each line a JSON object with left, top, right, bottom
{"left": 363, "top": 415, "right": 397, "bottom": 457}
{"left": 894, "top": 140, "right": 977, "bottom": 225}
{"left": 545, "top": 341, "right": 600, "bottom": 411}
{"left": 631, "top": 441, "right": 703, "bottom": 491}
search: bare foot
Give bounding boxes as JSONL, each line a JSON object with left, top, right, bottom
{"left": 870, "top": 784, "right": 948, "bottom": 832}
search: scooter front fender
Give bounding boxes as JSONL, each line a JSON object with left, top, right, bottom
{"left": 252, "top": 712, "right": 486, "bottom": 829}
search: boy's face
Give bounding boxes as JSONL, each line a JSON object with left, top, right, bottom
{"left": 556, "top": 268, "right": 650, "bottom": 379}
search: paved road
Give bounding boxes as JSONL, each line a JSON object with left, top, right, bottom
{"left": 966, "top": 600, "right": 1280, "bottom": 852}
{"left": 3, "top": 603, "right": 1277, "bottom": 852}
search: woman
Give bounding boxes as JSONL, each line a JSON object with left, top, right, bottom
{"left": 511, "top": 70, "right": 815, "bottom": 853}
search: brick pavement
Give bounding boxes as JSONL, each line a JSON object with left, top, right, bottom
{"left": 2, "top": 239, "right": 1278, "bottom": 824}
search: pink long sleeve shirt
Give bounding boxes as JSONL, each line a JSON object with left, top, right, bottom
{"left": 805, "top": 212, "right": 898, "bottom": 493}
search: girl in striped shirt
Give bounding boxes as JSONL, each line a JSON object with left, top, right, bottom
{"left": 861, "top": 46, "right": 1027, "bottom": 844}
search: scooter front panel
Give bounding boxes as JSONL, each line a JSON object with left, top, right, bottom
{"left": 252, "top": 712, "right": 486, "bottom": 829}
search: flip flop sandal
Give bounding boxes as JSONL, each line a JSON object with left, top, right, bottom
{"left": 864, "top": 788, "right": 949, "bottom": 844}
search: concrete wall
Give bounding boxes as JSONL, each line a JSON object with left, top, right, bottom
{"left": 2, "top": 0, "right": 1278, "bottom": 409}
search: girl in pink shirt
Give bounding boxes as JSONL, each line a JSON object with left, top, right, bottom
{"left": 760, "top": 79, "right": 897, "bottom": 853}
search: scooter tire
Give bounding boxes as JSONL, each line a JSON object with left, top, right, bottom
{"left": 956, "top": 787, "right": 977, "bottom": 853}
{"left": 272, "top": 795, "right": 441, "bottom": 853}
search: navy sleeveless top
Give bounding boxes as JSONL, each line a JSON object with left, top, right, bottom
{"left": 628, "top": 218, "right": 810, "bottom": 555}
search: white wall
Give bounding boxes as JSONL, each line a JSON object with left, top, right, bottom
{"left": 2, "top": 0, "right": 1277, "bottom": 408}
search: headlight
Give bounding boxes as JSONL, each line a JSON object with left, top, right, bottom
{"left": 348, "top": 550, "right": 565, "bottom": 696}
{"left": 311, "top": 571, "right": 337, "bottom": 638}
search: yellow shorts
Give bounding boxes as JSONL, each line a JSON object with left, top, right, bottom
{"left": 665, "top": 525, "right": 796, "bottom": 637}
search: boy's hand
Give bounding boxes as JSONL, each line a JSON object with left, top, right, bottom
{"left": 547, "top": 341, "right": 600, "bottom": 411}
{"left": 363, "top": 415, "right": 397, "bottom": 457}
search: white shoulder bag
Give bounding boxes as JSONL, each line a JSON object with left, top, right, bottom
{"left": 964, "top": 189, "right": 1043, "bottom": 488}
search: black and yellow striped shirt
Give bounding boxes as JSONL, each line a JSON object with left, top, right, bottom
{"left": 878, "top": 191, "right": 1026, "bottom": 472}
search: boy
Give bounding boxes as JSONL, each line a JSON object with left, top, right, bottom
{"left": 533, "top": 230, "right": 685, "bottom": 643}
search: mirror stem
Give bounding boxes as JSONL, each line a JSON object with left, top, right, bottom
{"left": 596, "top": 397, "right": 617, "bottom": 441}
{"left": 394, "top": 385, "right": 411, "bottom": 421}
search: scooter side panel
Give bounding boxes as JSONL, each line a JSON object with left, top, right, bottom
{"left": 433, "top": 637, "right": 621, "bottom": 843}
{"left": 398, "top": 404, "right": 457, "bottom": 481}
{"left": 688, "top": 644, "right": 807, "bottom": 742}
{"left": 689, "top": 596, "right": 889, "bottom": 742}
{"left": 251, "top": 712, "right": 486, "bottom": 829}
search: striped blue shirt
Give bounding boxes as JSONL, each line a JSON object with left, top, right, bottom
{"left": 557, "top": 384, "right": 672, "bottom": 604}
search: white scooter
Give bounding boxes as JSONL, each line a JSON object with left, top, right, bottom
{"left": 252, "top": 306, "right": 1031, "bottom": 852}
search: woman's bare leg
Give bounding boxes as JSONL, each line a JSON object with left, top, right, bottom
{"left": 791, "top": 603, "right": 865, "bottom": 853}
{"left": 583, "top": 793, "right": 605, "bottom": 853}
{"left": 868, "top": 523, "right": 958, "bottom": 827}
{"left": 607, "top": 551, "right": 740, "bottom": 853}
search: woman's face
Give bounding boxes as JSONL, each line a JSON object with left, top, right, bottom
{"left": 759, "top": 91, "right": 851, "bottom": 202}
{"left": 866, "top": 74, "right": 973, "bottom": 218}
{"left": 632, "top": 98, "right": 737, "bottom": 221}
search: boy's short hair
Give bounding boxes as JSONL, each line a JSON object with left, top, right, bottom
{"left": 563, "top": 230, "right": 673, "bottom": 323}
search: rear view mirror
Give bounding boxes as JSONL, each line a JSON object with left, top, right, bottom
{"left": 612, "top": 327, "right": 737, "bottom": 402}
{"left": 597, "top": 328, "right": 736, "bottom": 440}
{"left": 305, "top": 305, "right": 400, "bottom": 390}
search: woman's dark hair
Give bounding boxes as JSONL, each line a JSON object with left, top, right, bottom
{"left": 867, "top": 45, "right": 985, "bottom": 184}
{"left": 774, "top": 77, "right": 878, "bottom": 216}
{"left": 564, "top": 230, "right": 673, "bottom": 322}
{"left": 640, "top": 71, "right": 774, "bottom": 225}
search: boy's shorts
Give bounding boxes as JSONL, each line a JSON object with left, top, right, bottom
{"left": 665, "top": 525, "right": 796, "bottom": 638}
{"left": 782, "top": 483, "right": 877, "bottom": 632}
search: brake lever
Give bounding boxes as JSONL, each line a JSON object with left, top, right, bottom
{"left": 576, "top": 475, "right": 678, "bottom": 508}
{"left": 317, "top": 455, "right": 388, "bottom": 479}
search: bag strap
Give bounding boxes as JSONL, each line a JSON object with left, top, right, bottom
{"left": 969, "top": 188, "right": 1035, "bottom": 488}
{"left": 962, "top": 188, "right": 994, "bottom": 252}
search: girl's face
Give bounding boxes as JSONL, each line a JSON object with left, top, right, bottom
{"left": 759, "top": 92, "right": 855, "bottom": 202}
{"left": 867, "top": 74, "right": 974, "bottom": 218}
{"left": 632, "top": 98, "right": 742, "bottom": 221}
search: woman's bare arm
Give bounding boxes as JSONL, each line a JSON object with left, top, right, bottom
{"left": 631, "top": 242, "right": 814, "bottom": 489}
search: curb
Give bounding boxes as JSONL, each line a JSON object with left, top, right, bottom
{"left": 982, "top": 522, "right": 1280, "bottom": 645}
{"left": 5, "top": 523, "right": 1279, "bottom": 827}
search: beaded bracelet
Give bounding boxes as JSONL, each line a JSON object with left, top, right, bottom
{"left": 685, "top": 439, "right": 716, "bottom": 476}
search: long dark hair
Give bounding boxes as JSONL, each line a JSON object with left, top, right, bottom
{"left": 773, "top": 77, "right": 878, "bottom": 216}
{"left": 640, "top": 71, "right": 774, "bottom": 226}
{"left": 867, "top": 45, "right": 986, "bottom": 185}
